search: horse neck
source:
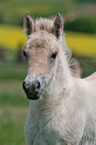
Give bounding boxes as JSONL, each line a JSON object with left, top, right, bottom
{"left": 49, "top": 48, "right": 73, "bottom": 97}
{"left": 42, "top": 37, "right": 74, "bottom": 103}
{"left": 51, "top": 36, "right": 73, "bottom": 92}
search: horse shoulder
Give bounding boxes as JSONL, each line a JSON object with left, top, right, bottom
{"left": 83, "top": 72, "right": 96, "bottom": 84}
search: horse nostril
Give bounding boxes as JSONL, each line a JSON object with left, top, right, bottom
{"left": 35, "top": 81, "right": 41, "bottom": 92}
{"left": 23, "top": 81, "right": 29, "bottom": 92}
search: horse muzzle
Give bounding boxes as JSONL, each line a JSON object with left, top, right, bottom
{"left": 23, "top": 75, "right": 46, "bottom": 100}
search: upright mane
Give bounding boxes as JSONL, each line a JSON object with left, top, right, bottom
{"left": 59, "top": 33, "right": 82, "bottom": 78}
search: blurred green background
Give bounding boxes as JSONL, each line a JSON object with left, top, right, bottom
{"left": 0, "top": 0, "right": 96, "bottom": 145}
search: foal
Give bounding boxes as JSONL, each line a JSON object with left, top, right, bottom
{"left": 23, "top": 12, "right": 96, "bottom": 145}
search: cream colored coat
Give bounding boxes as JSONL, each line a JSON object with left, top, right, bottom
{"left": 23, "top": 13, "right": 96, "bottom": 145}
{"left": 24, "top": 46, "right": 96, "bottom": 145}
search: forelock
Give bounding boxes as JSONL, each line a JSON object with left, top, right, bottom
{"left": 35, "top": 18, "right": 54, "bottom": 33}
{"left": 26, "top": 31, "right": 59, "bottom": 50}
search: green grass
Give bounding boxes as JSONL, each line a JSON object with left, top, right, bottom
{"left": 0, "top": 77, "right": 28, "bottom": 144}
{"left": 77, "top": 56, "right": 96, "bottom": 77}
{"left": 0, "top": 106, "right": 28, "bottom": 145}
{"left": 0, "top": 63, "right": 26, "bottom": 81}
{"left": 0, "top": 58, "right": 29, "bottom": 144}
{"left": 0, "top": 0, "right": 96, "bottom": 27}
{"left": 0, "top": 80, "right": 28, "bottom": 107}
{"left": 0, "top": 0, "right": 77, "bottom": 25}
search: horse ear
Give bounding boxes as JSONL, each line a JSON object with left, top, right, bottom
{"left": 23, "top": 12, "right": 35, "bottom": 36}
{"left": 53, "top": 13, "right": 64, "bottom": 37}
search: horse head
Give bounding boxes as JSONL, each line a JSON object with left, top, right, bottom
{"left": 23, "top": 12, "right": 64, "bottom": 100}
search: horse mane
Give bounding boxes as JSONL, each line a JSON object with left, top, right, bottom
{"left": 59, "top": 33, "right": 82, "bottom": 78}
{"left": 34, "top": 18, "right": 82, "bottom": 78}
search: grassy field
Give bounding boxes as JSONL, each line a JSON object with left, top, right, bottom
{"left": 0, "top": 0, "right": 96, "bottom": 26}
{"left": 0, "top": 80, "right": 28, "bottom": 145}
{"left": 65, "top": 31, "right": 96, "bottom": 57}
{"left": 0, "top": 67, "right": 28, "bottom": 145}
{"left": 0, "top": 0, "right": 84, "bottom": 25}
{"left": 0, "top": 106, "right": 28, "bottom": 145}
{"left": 0, "top": 25, "right": 27, "bottom": 49}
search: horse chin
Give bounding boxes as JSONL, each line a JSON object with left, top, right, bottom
{"left": 26, "top": 93, "right": 40, "bottom": 100}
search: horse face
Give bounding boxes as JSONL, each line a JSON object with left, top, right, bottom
{"left": 23, "top": 12, "right": 63, "bottom": 100}
{"left": 23, "top": 32, "right": 59, "bottom": 100}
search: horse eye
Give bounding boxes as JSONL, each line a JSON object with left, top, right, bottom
{"left": 23, "top": 50, "right": 27, "bottom": 57}
{"left": 23, "top": 49, "right": 29, "bottom": 57}
{"left": 51, "top": 51, "right": 58, "bottom": 59}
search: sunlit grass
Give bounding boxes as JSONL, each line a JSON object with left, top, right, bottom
{"left": 65, "top": 31, "right": 96, "bottom": 57}
{"left": 0, "top": 25, "right": 96, "bottom": 57}
{"left": 0, "top": 25, "right": 27, "bottom": 49}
